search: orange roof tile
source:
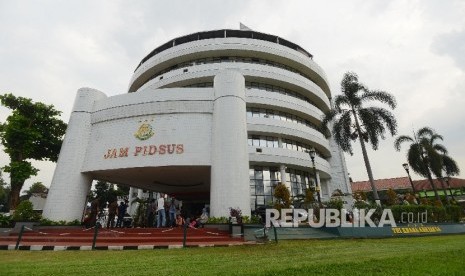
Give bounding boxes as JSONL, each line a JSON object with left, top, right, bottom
{"left": 351, "top": 177, "right": 465, "bottom": 192}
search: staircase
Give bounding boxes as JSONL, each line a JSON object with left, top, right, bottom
{"left": 0, "top": 226, "right": 248, "bottom": 249}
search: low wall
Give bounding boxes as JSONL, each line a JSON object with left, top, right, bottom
{"left": 243, "top": 223, "right": 465, "bottom": 241}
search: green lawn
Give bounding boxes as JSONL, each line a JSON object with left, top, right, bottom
{"left": 1, "top": 235, "right": 465, "bottom": 275}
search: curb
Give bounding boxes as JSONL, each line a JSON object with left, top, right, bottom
{"left": 0, "top": 243, "right": 253, "bottom": 251}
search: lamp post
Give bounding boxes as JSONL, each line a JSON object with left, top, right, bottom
{"left": 402, "top": 163, "right": 420, "bottom": 201}
{"left": 420, "top": 147, "right": 442, "bottom": 206}
{"left": 308, "top": 148, "right": 321, "bottom": 205}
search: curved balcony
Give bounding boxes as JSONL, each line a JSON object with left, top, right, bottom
{"left": 129, "top": 36, "right": 330, "bottom": 96}
{"left": 136, "top": 62, "right": 330, "bottom": 112}
{"left": 247, "top": 117, "right": 330, "bottom": 157}
{"left": 246, "top": 88, "right": 324, "bottom": 126}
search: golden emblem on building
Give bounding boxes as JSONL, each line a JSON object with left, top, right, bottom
{"left": 134, "top": 122, "right": 154, "bottom": 140}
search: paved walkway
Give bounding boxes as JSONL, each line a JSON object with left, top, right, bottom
{"left": 0, "top": 226, "right": 253, "bottom": 250}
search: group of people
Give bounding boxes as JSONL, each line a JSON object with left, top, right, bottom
{"left": 145, "top": 194, "right": 209, "bottom": 229}
{"left": 83, "top": 194, "right": 210, "bottom": 229}
{"left": 82, "top": 197, "right": 129, "bottom": 229}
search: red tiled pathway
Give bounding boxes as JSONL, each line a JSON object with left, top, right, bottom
{"left": 0, "top": 226, "right": 252, "bottom": 249}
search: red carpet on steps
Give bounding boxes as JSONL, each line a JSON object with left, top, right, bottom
{"left": 0, "top": 226, "right": 248, "bottom": 248}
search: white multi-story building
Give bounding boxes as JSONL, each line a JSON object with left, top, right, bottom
{"left": 43, "top": 29, "right": 352, "bottom": 221}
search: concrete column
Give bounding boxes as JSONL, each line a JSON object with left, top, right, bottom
{"left": 43, "top": 88, "right": 107, "bottom": 221}
{"left": 279, "top": 165, "right": 290, "bottom": 190}
{"left": 277, "top": 137, "right": 283, "bottom": 148}
{"left": 128, "top": 187, "right": 136, "bottom": 216}
{"left": 210, "top": 70, "right": 251, "bottom": 217}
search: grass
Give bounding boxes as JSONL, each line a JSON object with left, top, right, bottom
{"left": 1, "top": 235, "right": 465, "bottom": 275}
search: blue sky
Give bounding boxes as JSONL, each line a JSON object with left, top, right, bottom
{"left": 1, "top": 0, "right": 464, "bottom": 192}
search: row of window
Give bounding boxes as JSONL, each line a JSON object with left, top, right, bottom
{"left": 184, "top": 82, "right": 214, "bottom": 88}
{"left": 142, "top": 56, "right": 319, "bottom": 90}
{"left": 247, "top": 135, "right": 326, "bottom": 158}
{"left": 182, "top": 81, "right": 322, "bottom": 115}
{"left": 249, "top": 167, "right": 314, "bottom": 210}
{"left": 245, "top": 81, "right": 319, "bottom": 108}
{"left": 246, "top": 107, "right": 321, "bottom": 133}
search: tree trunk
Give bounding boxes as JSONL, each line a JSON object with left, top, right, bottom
{"left": 9, "top": 182, "right": 23, "bottom": 210}
{"left": 420, "top": 155, "right": 443, "bottom": 206}
{"left": 352, "top": 109, "right": 380, "bottom": 203}
{"left": 438, "top": 178, "right": 450, "bottom": 205}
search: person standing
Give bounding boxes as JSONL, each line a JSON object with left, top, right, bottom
{"left": 157, "top": 194, "right": 166, "bottom": 228}
{"left": 169, "top": 198, "right": 177, "bottom": 227}
{"left": 88, "top": 198, "right": 99, "bottom": 228}
{"left": 107, "top": 198, "right": 118, "bottom": 229}
{"left": 116, "top": 200, "right": 128, "bottom": 228}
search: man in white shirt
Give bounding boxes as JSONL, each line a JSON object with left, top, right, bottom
{"left": 157, "top": 194, "right": 166, "bottom": 227}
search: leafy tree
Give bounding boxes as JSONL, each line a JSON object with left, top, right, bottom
{"left": 394, "top": 127, "right": 460, "bottom": 205}
{"left": 0, "top": 93, "right": 67, "bottom": 209}
{"left": 115, "top": 184, "right": 130, "bottom": 197}
{"left": 322, "top": 72, "right": 397, "bottom": 203}
{"left": 386, "top": 188, "right": 397, "bottom": 206}
{"left": 22, "top": 182, "right": 48, "bottom": 199}
{"left": 12, "top": 200, "right": 41, "bottom": 221}
{"left": 0, "top": 170, "right": 9, "bottom": 211}
{"left": 273, "top": 182, "right": 291, "bottom": 211}
{"left": 91, "top": 180, "right": 118, "bottom": 209}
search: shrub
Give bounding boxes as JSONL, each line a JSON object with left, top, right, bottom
{"left": 273, "top": 183, "right": 291, "bottom": 211}
{"left": 0, "top": 213, "right": 12, "bottom": 227}
{"left": 325, "top": 198, "right": 344, "bottom": 210}
{"left": 206, "top": 216, "right": 228, "bottom": 224}
{"left": 39, "top": 218, "right": 81, "bottom": 226}
{"left": 386, "top": 189, "right": 397, "bottom": 206}
{"left": 388, "top": 205, "right": 462, "bottom": 223}
{"left": 12, "top": 200, "right": 41, "bottom": 221}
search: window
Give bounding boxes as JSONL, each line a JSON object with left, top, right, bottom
{"left": 249, "top": 166, "right": 281, "bottom": 211}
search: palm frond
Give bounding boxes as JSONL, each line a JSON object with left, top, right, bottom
{"left": 417, "top": 127, "right": 435, "bottom": 138}
{"left": 321, "top": 109, "right": 338, "bottom": 129}
{"left": 394, "top": 135, "right": 414, "bottom": 151}
{"left": 358, "top": 107, "right": 397, "bottom": 150}
{"left": 442, "top": 155, "right": 460, "bottom": 176}
{"left": 333, "top": 95, "right": 351, "bottom": 112}
{"left": 332, "top": 111, "right": 353, "bottom": 154}
{"left": 407, "top": 143, "right": 429, "bottom": 178}
{"left": 360, "top": 90, "right": 397, "bottom": 109}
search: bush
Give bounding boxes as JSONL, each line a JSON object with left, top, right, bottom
{"left": 273, "top": 183, "right": 291, "bottom": 211}
{"left": 12, "top": 200, "right": 41, "bottom": 221}
{"left": 206, "top": 216, "right": 228, "bottom": 224}
{"left": 325, "top": 198, "right": 344, "bottom": 210}
{"left": 386, "top": 189, "right": 398, "bottom": 206}
{"left": 388, "top": 205, "right": 462, "bottom": 223}
{"left": 39, "top": 218, "right": 81, "bottom": 226}
{"left": 0, "top": 213, "right": 12, "bottom": 227}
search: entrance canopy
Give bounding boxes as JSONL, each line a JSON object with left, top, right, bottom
{"left": 88, "top": 166, "right": 211, "bottom": 200}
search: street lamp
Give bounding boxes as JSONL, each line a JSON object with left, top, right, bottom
{"left": 402, "top": 163, "right": 420, "bottom": 201}
{"left": 308, "top": 148, "right": 322, "bottom": 205}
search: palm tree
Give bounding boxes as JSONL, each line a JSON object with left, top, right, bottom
{"left": 322, "top": 72, "right": 397, "bottom": 204}
{"left": 394, "top": 127, "right": 459, "bottom": 205}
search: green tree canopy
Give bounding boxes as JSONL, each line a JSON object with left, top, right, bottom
{"left": 394, "top": 126, "right": 460, "bottom": 204}
{"left": 91, "top": 180, "right": 119, "bottom": 209}
{"left": 22, "top": 182, "right": 48, "bottom": 199}
{"left": 0, "top": 170, "right": 9, "bottom": 211}
{"left": 322, "top": 72, "right": 397, "bottom": 202}
{"left": 273, "top": 182, "right": 291, "bottom": 211}
{"left": 0, "top": 93, "right": 67, "bottom": 209}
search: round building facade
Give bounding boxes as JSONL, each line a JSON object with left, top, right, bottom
{"left": 43, "top": 29, "right": 352, "bottom": 221}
